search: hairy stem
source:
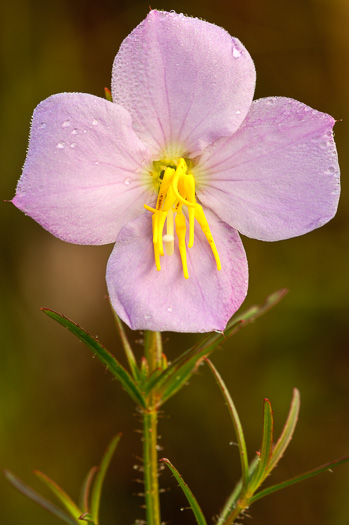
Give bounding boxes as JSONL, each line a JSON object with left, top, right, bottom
{"left": 143, "top": 331, "right": 162, "bottom": 525}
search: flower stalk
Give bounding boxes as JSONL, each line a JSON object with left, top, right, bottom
{"left": 143, "top": 331, "right": 163, "bottom": 525}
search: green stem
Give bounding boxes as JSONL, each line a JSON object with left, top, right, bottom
{"left": 143, "top": 331, "right": 162, "bottom": 525}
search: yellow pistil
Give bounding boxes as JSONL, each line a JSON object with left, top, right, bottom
{"left": 144, "top": 158, "right": 221, "bottom": 278}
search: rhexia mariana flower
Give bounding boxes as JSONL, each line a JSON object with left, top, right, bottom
{"left": 13, "top": 10, "right": 340, "bottom": 332}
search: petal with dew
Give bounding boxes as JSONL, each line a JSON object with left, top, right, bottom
{"left": 112, "top": 10, "right": 256, "bottom": 158}
{"left": 106, "top": 210, "right": 248, "bottom": 333}
{"left": 13, "top": 93, "right": 153, "bottom": 245}
{"left": 196, "top": 97, "right": 340, "bottom": 241}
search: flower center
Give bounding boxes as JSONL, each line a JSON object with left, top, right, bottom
{"left": 144, "top": 158, "right": 221, "bottom": 279}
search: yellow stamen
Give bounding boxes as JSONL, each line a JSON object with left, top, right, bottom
{"left": 175, "top": 209, "right": 189, "bottom": 279}
{"left": 182, "top": 174, "right": 196, "bottom": 248}
{"left": 152, "top": 214, "right": 161, "bottom": 271}
{"left": 194, "top": 204, "right": 221, "bottom": 270}
{"left": 144, "top": 158, "right": 221, "bottom": 278}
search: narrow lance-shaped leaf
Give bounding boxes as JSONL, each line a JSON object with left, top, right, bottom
{"left": 249, "top": 455, "right": 349, "bottom": 504}
{"left": 79, "top": 467, "right": 99, "bottom": 514}
{"left": 90, "top": 434, "right": 121, "bottom": 525}
{"left": 267, "top": 388, "right": 300, "bottom": 473}
{"left": 217, "top": 456, "right": 260, "bottom": 525}
{"left": 42, "top": 309, "right": 146, "bottom": 409}
{"left": 34, "top": 470, "right": 82, "bottom": 521}
{"left": 144, "top": 290, "right": 288, "bottom": 402}
{"left": 247, "top": 399, "right": 274, "bottom": 493}
{"left": 79, "top": 512, "right": 95, "bottom": 523}
{"left": 206, "top": 359, "right": 250, "bottom": 493}
{"left": 112, "top": 311, "right": 141, "bottom": 382}
{"left": 160, "top": 459, "right": 207, "bottom": 525}
{"left": 4, "top": 470, "right": 78, "bottom": 525}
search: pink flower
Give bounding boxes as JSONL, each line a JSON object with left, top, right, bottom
{"left": 13, "top": 10, "right": 340, "bottom": 332}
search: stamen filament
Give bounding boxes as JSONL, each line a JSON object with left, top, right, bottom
{"left": 152, "top": 214, "right": 161, "bottom": 271}
{"left": 175, "top": 209, "right": 189, "bottom": 279}
{"left": 195, "top": 204, "right": 221, "bottom": 270}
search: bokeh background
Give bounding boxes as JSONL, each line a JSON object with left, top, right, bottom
{"left": 1, "top": 0, "right": 348, "bottom": 524}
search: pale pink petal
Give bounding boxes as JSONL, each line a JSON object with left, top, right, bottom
{"left": 13, "top": 93, "right": 153, "bottom": 245}
{"left": 196, "top": 97, "right": 340, "bottom": 241}
{"left": 112, "top": 10, "right": 256, "bottom": 158}
{"left": 106, "top": 210, "right": 248, "bottom": 332}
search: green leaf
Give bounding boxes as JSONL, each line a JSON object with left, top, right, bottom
{"left": 113, "top": 312, "right": 141, "bottom": 382}
{"left": 143, "top": 290, "right": 288, "bottom": 405}
{"left": 34, "top": 471, "right": 82, "bottom": 520}
{"left": 267, "top": 388, "right": 300, "bottom": 474}
{"left": 206, "top": 359, "right": 250, "bottom": 493}
{"left": 249, "top": 455, "right": 349, "bottom": 504}
{"left": 216, "top": 456, "right": 259, "bottom": 525}
{"left": 79, "top": 467, "right": 99, "bottom": 513}
{"left": 160, "top": 459, "right": 207, "bottom": 525}
{"left": 79, "top": 512, "right": 95, "bottom": 523}
{"left": 4, "top": 470, "right": 78, "bottom": 525}
{"left": 90, "top": 434, "right": 121, "bottom": 525}
{"left": 247, "top": 399, "right": 274, "bottom": 493}
{"left": 42, "top": 309, "right": 146, "bottom": 409}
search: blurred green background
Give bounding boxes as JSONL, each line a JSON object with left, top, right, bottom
{"left": 1, "top": 0, "right": 348, "bottom": 524}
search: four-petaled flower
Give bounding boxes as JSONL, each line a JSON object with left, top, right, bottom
{"left": 13, "top": 10, "right": 340, "bottom": 332}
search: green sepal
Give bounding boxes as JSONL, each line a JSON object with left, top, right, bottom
{"left": 34, "top": 470, "right": 82, "bottom": 520}
{"left": 4, "top": 470, "right": 78, "bottom": 525}
{"left": 160, "top": 458, "right": 207, "bottom": 525}
{"left": 104, "top": 87, "right": 112, "bottom": 101}
{"left": 250, "top": 455, "right": 349, "bottom": 504}
{"left": 90, "top": 434, "right": 121, "bottom": 525}
{"left": 41, "top": 309, "right": 146, "bottom": 409}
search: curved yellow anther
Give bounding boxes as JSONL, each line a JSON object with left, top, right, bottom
{"left": 195, "top": 204, "right": 221, "bottom": 270}
{"left": 152, "top": 214, "right": 161, "bottom": 271}
{"left": 156, "top": 167, "right": 175, "bottom": 210}
{"left": 182, "top": 174, "right": 196, "bottom": 247}
{"left": 175, "top": 210, "right": 189, "bottom": 279}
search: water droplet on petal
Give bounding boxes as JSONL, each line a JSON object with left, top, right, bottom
{"left": 232, "top": 47, "right": 242, "bottom": 58}
{"left": 166, "top": 307, "right": 172, "bottom": 313}
{"left": 70, "top": 142, "right": 76, "bottom": 148}
{"left": 56, "top": 141, "right": 66, "bottom": 149}
{"left": 62, "top": 120, "right": 71, "bottom": 127}
{"left": 71, "top": 129, "right": 78, "bottom": 135}
{"left": 94, "top": 161, "right": 100, "bottom": 165}
{"left": 124, "top": 177, "right": 132, "bottom": 185}
{"left": 39, "top": 122, "right": 46, "bottom": 129}
{"left": 92, "top": 119, "right": 99, "bottom": 126}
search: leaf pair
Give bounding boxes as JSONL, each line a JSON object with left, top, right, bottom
{"left": 4, "top": 434, "right": 120, "bottom": 525}
{"left": 160, "top": 360, "right": 349, "bottom": 525}
{"left": 42, "top": 290, "right": 289, "bottom": 410}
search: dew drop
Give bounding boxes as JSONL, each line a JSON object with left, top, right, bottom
{"left": 236, "top": 110, "right": 241, "bottom": 115}
{"left": 326, "top": 166, "right": 336, "bottom": 174}
{"left": 94, "top": 161, "right": 100, "bottom": 165}
{"left": 83, "top": 129, "right": 88, "bottom": 134}
{"left": 70, "top": 142, "right": 77, "bottom": 148}
{"left": 232, "top": 47, "right": 242, "bottom": 58}
{"left": 92, "top": 119, "right": 99, "bottom": 126}
{"left": 39, "top": 122, "right": 46, "bottom": 129}
{"left": 62, "top": 120, "right": 71, "bottom": 127}
{"left": 56, "top": 141, "right": 66, "bottom": 149}
{"left": 124, "top": 177, "right": 132, "bottom": 185}
{"left": 71, "top": 129, "right": 78, "bottom": 135}
{"left": 166, "top": 307, "right": 173, "bottom": 313}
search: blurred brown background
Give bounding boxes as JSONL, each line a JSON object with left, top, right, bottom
{"left": 1, "top": 0, "right": 348, "bottom": 524}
